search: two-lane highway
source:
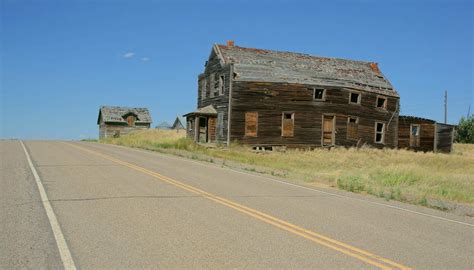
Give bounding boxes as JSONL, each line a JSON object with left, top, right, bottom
{"left": 1, "top": 140, "right": 473, "bottom": 269}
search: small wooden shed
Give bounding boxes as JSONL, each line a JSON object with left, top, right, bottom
{"left": 398, "top": 116, "right": 455, "bottom": 153}
{"left": 97, "top": 106, "right": 152, "bottom": 139}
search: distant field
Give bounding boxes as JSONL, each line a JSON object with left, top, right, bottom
{"left": 101, "top": 129, "right": 474, "bottom": 208}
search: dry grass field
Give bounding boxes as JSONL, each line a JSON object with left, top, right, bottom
{"left": 101, "top": 129, "right": 474, "bottom": 208}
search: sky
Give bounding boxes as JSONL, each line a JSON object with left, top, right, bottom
{"left": 1, "top": 0, "right": 473, "bottom": 140}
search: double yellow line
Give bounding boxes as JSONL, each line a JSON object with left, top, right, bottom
{"left": 66, "top": 143, "right": 411, "bottom": 270}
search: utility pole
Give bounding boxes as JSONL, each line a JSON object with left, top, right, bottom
{"left": 468, "top": 104, "right": 471, "bottom": 118}
{"left": 444, "top": 90, "right": 447, "bottom": 124}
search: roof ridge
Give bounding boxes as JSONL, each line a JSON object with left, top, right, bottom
{"left": 216, "top": 44, "right": 375, "bottom": 64}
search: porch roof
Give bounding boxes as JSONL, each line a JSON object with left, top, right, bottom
{"left": 183, "top": 105, "right": 218, "bottom": 117}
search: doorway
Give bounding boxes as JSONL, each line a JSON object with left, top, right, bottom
{"left": 322, "top": 115, "right": 335, "bottom": 146}
{"left": 198, "top": 117, "right": 208, "bottom": 143}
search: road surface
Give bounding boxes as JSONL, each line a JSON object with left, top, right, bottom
{"left": 1, "top": 140, "right": 473, "bottom": 269}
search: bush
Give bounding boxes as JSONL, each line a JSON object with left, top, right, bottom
{"left": 456, "top": 116, "right": 474, "bottom": 143}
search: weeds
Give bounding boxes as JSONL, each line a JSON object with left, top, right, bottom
{"left": 100, "top": 129, "right": 474, "bottom": 206}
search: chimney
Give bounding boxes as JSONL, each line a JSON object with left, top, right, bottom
{"left": 369, "top": 62, "right": 381, "bottom": 73}
{"left": 226, "top": 40, "right": 234, "bottom": 47}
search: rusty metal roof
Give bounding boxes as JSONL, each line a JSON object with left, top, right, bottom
{"left": 98, "top": 106, "right": 152, "bottom": 124}
{"left": 215, "top": 44, "right": 399, "bottom": 97}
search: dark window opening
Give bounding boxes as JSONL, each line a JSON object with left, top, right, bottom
{"left": 219, "top": 75, "right": 225, "bottom": 95}
{"left": 314, "top": 89, "right": 325, "bottom": 100}
{"left": 282, "top": 113, "right": 295, "bottom": 137}
{"left": 199, "top": 117, "right": 206, "bottom": 127}
{"left": 375, "top": 122, "right": 385, "bottom": 143}
{"left": 350, "top": 92, "right": 361, "bottom": 104}
{"left": 376, "top": 97, "right": 387, "bottom": 109}
{"left": 375, "top": 133, "right": 383, "bottom": 142}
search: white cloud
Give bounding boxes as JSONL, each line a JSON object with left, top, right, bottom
{"left": 122, "top": 52, "right": 135, "bottom": 58}
{"left": 141, "top": 57, "right": 150, "bottom": 62}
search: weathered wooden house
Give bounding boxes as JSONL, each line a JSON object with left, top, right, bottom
{"left": 398, "top": 116, "right": 455, "bottom": 153}
{"left": 97, "top": 106, "right": 152, "bottom": 138}
{"left": 184, "top": 41, "right": 400, "bottom": 149}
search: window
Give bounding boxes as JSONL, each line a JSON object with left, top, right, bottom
{"left": 245, "top": 112, "right": 258, "bottom": 137}
{"left": 375, "top": 122, "right": 385, "bottom": 144}
{"left": 282, "top": 112, "right": 295, "bottom": 137}
{"left": 126, "top": 115, "right": 135, "bottom": 126}
{"left": 188, "top": 119, "right": 194, "bottom": 132}
{"left": 313, "top": 88, "right": 325, "bottom": 100}
{"left": 219, "top": 75, "right": 225, "bottom": 95}
{"left": 376, "top": 96, "right": 387, "bottom": 109}
{"left": 347, "top": 117, "right": 359, "bottom": 140}
{"left": 209, "top": 74, "right": 215, "bottom": 98}
{"left": 200, "top": 78, "right": 207, "bottom": 100}
{"left": 217, "top": 112, "right": 224, "bottom": 137}
{"left": 213, "top": 73, "right": 220, "bottom": 96}
{"left": 349, "top": 92, "right": 361, "bottom": 104}
{"left": 410, "top": 124, "right": 420, "bottom": 147}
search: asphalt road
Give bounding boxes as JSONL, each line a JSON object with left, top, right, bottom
{"left": 1, "top": 140, "right": 473, "bottom": 269}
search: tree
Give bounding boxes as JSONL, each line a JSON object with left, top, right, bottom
{"left": 456, "top": 116, "right": 474, "bottom": 143}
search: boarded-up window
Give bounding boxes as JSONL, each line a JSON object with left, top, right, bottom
{"left": 323, "top": 115, "right": 335, "bottom": 145}
{"left": 127, "top": 115, "right": 135, "bottom": 126}
{"left": 375, "top": 122, "right": 385, "bottom": 143}
{"left": 347, "top": 117, "right": 359, "bottom": 140}
{"left": 282, "top": 112, "right": 294, "bottom": 137}
{"left": 200, "top": 78, "right": 207, "bottom": 100}
{"left": 217, "top": 112, "right": 224, "bottom": 137}
{"left": 209, "top": 74, "right": 214, "bottom": 98}
{"left": 245, "top": 112, "right": 258, "bottom": 137}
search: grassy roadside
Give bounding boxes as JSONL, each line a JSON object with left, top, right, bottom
{"left": 100, "top": 129, "right": 474, "bottom": 210}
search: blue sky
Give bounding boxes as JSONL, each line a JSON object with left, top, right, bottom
{"left": 1, "top": 0, "right": 473, "bottom": 139}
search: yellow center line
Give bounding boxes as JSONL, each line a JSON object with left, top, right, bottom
{"left": 65, "top": 142, "right": 411, "bottom": 270}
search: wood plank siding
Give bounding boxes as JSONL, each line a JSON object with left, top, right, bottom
{"left": 98, "top": 106, "right": 152, "bottom": 139}
{"left": 398, "top": 116, "right": 454, "bottom": 153}
{"left": 186, "top": 43, "right": 456, "bottom": 152}
{"left": 229, "top": 81, "right": 399, "bottom": 148}
{"left": 436, "top": 123, "right": 455, "bottom": 153}
{"left": 196, "top": 50, "right": 231, "bottom": 143}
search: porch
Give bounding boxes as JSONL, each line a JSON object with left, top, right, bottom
{"left": 183, "top": 105, "right": 218, "bottom": 143}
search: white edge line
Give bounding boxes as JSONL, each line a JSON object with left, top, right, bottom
{"left": 20, "top": 141, "right": 77, "bottom": 270}
{"left": 86, "top": 141, "right": 474, "bottom": 228}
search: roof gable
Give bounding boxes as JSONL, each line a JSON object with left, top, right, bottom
{"left": 98, "top": 106, "right": 152, "bottom": 124}
{"left": 171, "top": 116, "right": 185, "bottom": 129}
{"left": 216, "top": 44, "right": 398, "bottom": 97}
